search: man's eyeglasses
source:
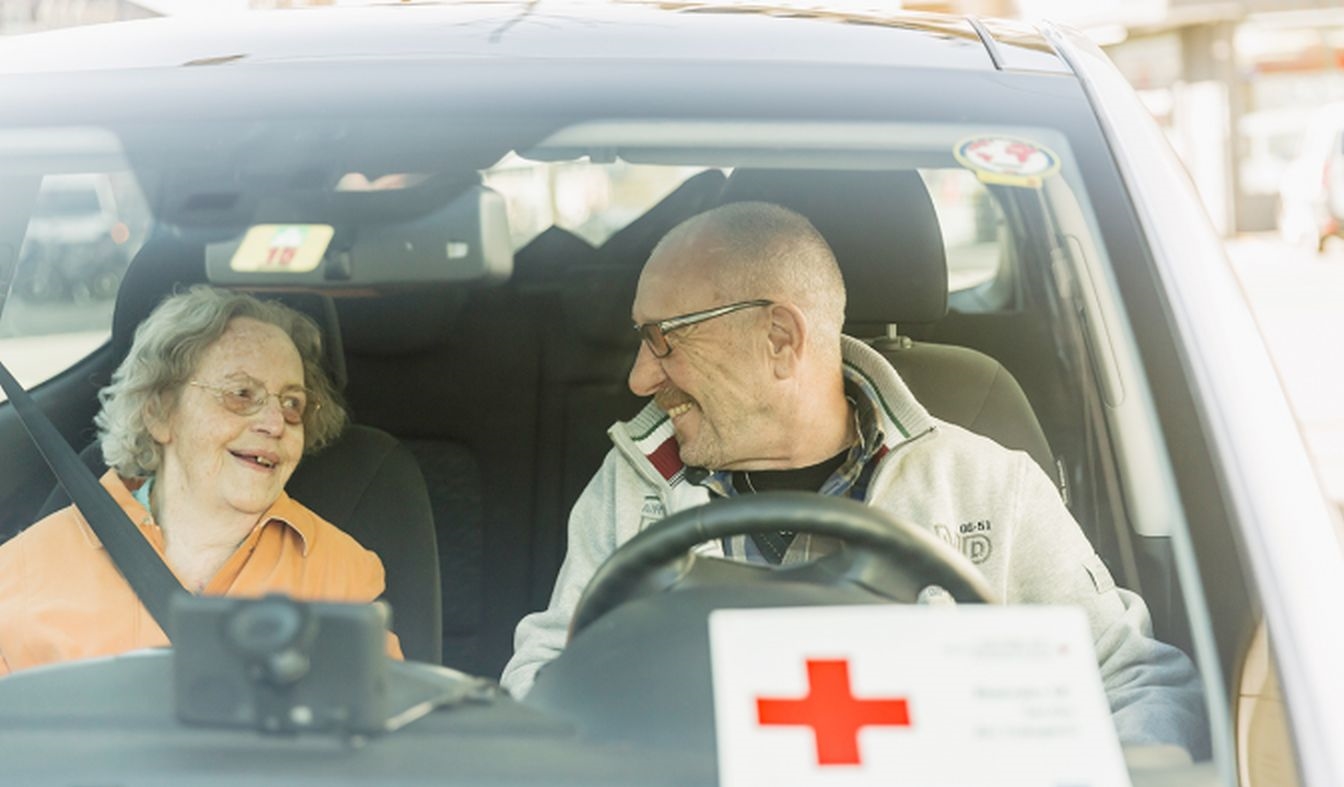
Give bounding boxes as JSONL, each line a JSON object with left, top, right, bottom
{"left": 188, "top": 378, "right": 316, "bottom": 426}
{"left": 633, "top": 299, "right": 773, "bottom": 358}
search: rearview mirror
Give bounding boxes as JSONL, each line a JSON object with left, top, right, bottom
{"left": 204, "top": 184, "right": 512, "bottom": 289}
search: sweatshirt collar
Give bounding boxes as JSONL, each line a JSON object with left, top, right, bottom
{"left": 837, "top": 334, "right": 936, "bottom": 448}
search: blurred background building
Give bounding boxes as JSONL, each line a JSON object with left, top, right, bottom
{"left": 961, "top": 0, "right": 1344, "bottom": 242}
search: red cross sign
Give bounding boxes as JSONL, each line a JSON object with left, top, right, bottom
{"left": 756, "top": 658, "right": 911, "bottom": 766}
{"left": 712, "top": 607, "right": 1129, "bottom": 787}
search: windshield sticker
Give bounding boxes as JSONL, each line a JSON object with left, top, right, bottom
{"left": 709, "top": 606, "right": 1131, "bottom": 787}
{"left": 230, "top": 224, "right": 333, "bottom": 274}
{"left": 954, "top": 137, "right": 1060, "bottom": 189}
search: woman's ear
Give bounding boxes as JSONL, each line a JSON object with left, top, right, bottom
{"left": 766, "top": 303, "right": 807, "bottom": 379}
{"left": 144, "top": 394, "right": 172, "bottom": 444}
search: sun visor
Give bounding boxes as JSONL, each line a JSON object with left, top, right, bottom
{"left": 204, "top": 184, "right": 512, "bottom": 289}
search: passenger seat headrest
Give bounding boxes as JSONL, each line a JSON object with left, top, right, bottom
{"left": 718, "top": 169, "right": 948, "bottom": 325}
{"left": 112, "top": 235, "right": 349, "bottom": 390}
{"left": 111, "top": 235, "right": 208, "bottom": 353}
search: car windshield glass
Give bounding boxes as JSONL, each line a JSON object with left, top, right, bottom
{"left": 7, "top": 6, "right": 1344, "bottom": 784}
{"left": 0, "top": 109, "right": 1183, "bottom": 642}
{"left": 33, "top": 189, "right": 99, "bottom": 216}
{"left": 0, "top": 116, "right": 1097, "bottom": 344}
{"left": 0, "top": 41, "right": 1222, "bottom": 781}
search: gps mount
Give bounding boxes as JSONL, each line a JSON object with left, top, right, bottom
{"left": 173, "top": 594, "right": 392, "bottom": 736}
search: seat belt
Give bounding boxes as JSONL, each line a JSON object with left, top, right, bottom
{"left": 0, "top": 360, "right": 185, "bottom": 638}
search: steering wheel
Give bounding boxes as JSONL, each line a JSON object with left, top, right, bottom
{"left": 569, "top": 492, "right": 997, "bottom": 638}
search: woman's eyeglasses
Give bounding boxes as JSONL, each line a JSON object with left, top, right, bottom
{"left": 633, "top": 299, "right": 773, "bottom": 358}
{"left": 188, "top": 378, "right": 316, "bottom": 425}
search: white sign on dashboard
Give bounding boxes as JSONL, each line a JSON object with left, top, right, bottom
{"left": 708, "top": 605, "right": 1131, "bottom": 787}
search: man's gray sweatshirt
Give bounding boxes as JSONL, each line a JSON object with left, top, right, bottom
{"left": 502, "top": 336, "right": 1208, "bottom": 757}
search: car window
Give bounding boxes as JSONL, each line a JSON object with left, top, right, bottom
{"left": 0, "top": 170, "right": 151, "bottom": 396}
{"left": 921, "top": 167, "right": 1007, "bottom": 303}
{"left": 487, "top": 158, "right": 1014, "bottom": 311}
{"left": 483, "top": 155, "right": 711, "bottom": 249}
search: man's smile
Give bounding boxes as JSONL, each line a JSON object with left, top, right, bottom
{"left": 655, "top": 389, "right": 697, "bottom": 420}
{"left": 666, "top": 402, "right": 695, "bottom": 419}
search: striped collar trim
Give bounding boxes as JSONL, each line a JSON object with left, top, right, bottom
{"left": 626, "top": 404, "right": 684, "bottom": 482}
{"left": 839, "top": 334, "right": 935, "bottom": 449}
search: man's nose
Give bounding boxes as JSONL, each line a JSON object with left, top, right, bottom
{"left": 628, "top": 341, "right": 666, "bottom": 397}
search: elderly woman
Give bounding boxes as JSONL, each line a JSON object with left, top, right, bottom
{"left": 0, "top": 285, "right": 401, "bottom": 675}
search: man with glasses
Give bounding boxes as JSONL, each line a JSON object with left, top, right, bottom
{"left": 502, "top": 201, "right": 1207, "bottom": 757}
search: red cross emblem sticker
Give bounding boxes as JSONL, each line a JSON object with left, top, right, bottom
{"left": 711, "top": 606, "right": 1131, "bottom": 787}
{"left": 756, "top": 658, "right": 912, "bottom": 766}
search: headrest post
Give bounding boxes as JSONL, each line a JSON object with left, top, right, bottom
{"left": 870, "top": 326, "right": 913, "bottom": 353}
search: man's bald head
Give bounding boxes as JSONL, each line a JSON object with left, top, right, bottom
{"left": 646, "top": 201, "right": 847, "bottom": 362}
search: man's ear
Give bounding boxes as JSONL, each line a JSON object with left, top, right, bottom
{"left": 766, "top": 303, "right": 807, "bottom": 379}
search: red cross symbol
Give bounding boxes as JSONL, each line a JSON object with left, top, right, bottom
{"left": 756, "top": 658, "right": 911, "bottom": 766}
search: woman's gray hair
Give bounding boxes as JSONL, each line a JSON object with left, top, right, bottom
{"left": 96, "top": 285, "right": 348, "bottom": 478}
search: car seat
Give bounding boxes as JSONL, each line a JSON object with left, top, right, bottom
{"left": 35, "top": 235, "right": 443, "bottom": 664}
{"left": 717, "top": 168, "right": 1058, "bottom": 483}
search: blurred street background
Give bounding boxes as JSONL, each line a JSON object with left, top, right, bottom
{"left": 1226, "top": 236, "right": 1344, "bottom": 506}
{"left": 1, "top": 0, "right": 1341, "bottom": 510}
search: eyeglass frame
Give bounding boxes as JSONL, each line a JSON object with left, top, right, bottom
{"left": 187, "top": 378, "right": 318, "bottom": 425}
{"left": 633, "top": 299, "right": 774, "bottom": 358}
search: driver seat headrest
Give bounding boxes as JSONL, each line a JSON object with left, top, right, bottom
{"left": 717, "top": 169, "right": 948, "bottom": 326}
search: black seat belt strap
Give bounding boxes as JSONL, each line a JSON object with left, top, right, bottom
{"left": 0, "top": 361, "right": 185, "bottom": 638}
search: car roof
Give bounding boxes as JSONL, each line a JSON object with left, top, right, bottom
{"left": 0, "top": 4, "right": 1085, "bottom": 150}
{"left": 0, "top": 2, "right": 1068, "bottom": 77}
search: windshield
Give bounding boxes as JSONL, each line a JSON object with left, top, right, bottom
{"left": 0, "top": 109, "right": 1197, "bottom": 673}
{"left": 0, "top": 20, "right": 1238, "bottom": 786}
{"left": 34, "top": 187, "right": 100, "bottom": 217}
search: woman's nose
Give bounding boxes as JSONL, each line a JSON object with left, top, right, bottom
{"left": 251, "top": 396, "right": 287, "bottom": 434}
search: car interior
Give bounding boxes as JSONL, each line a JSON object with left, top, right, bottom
{"left": 0, "top": 118, "right": 1224, "bottom": 776}
{"left": 0, "top": 160, "right": 1192, "bottom": 669}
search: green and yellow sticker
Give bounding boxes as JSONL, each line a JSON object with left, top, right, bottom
{"left": 230, "top": 224, "right": 334, "bottom": 274}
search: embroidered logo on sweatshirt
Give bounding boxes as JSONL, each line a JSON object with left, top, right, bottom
{"left": 933, "top": 521, "right": 993, "bottom": 564}
{"left": 638, "top": 497, "right": 666, "bottom": 530}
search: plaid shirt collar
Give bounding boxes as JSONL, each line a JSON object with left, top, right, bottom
{"left": 689, "top": 366, "right": 888, "bottom": 501}
{"left": 691, "top": 358, "right": 922, "bottom": 565}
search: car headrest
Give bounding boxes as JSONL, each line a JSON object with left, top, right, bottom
{"left": 111, "top": 235, "right": 208, "bottom": 354}
{"left": 597, "top": 168, "right": 727, "bottom": 267}
{"left": 112, "top": 235, "right": 348, "bottom": 390}
{"left": 335, "top": 288, "right": 467, "bottom": 358}
{"left": 717, "top": 169, "right": 948, "bottom": 325}
{"left": 514, "top": 226, "right": 634, "bottom": 347}
{"left": 512, "top": 170, "right": 732, "bottom": 351}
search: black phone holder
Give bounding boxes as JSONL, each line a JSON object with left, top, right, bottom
{"left": 172, "top": 594, "right": 390, "bottom": 736}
